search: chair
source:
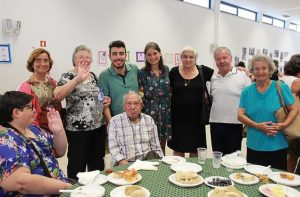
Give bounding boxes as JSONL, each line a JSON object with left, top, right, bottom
{"left": 294, "top": 157, "right": 300, "bottom": 175}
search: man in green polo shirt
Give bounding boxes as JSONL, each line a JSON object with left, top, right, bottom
{"left": 98, "top": 40, "right": 139, "bottom": 123}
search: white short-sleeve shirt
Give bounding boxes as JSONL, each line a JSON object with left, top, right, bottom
{"left": 209, "top": 67, "right": 251, "bottom": 124}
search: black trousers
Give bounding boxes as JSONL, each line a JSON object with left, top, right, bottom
{"left": 66, "top": 126, "right": 105, "bottom": 180}
{"left": 210, "top": 123, "right": 243, "bottom": 155}
{"left": 247, "top": 147, "right": 287, "bottom": 171}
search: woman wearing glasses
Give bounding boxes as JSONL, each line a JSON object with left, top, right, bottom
{"left": 18, "top": 48, "right": 61, "bottom": 132}
{"left": 0, "top": 91, "right": 71, "bottom": 196}
{"left": 54, "top": 45, "right": 111, "bottom": 180}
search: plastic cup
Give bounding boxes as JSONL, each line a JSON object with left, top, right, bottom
{"left": 197, "top": 147, "right": 207, "bottom": 164}
{"left": 212, "top": 151, "right": 223, "bottom": 168}
{"left": 103, "top": 155, "right": 113, "bottom": 174}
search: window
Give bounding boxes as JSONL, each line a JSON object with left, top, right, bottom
{"left": 183, "top": 0, "right": 210, "bottom": 8}
{"left": 262, "top": 15, "right": 285, "bottom": 28}
{"left": 290, "top": 23, "right": 297, "bottom": 31}
{"left": 262, "top": 15, "right": 272, "bottom": 24}
{"left": 238, "top": 8, "right": 256, "bottom": 20}
{"left": 220, "top": 3, "right": 237, "bottom": 15}
{"left": 273, "top": 19, "right": 285, "bottom": 28}
{"left": 220, "top": 2, "right": 256, "bottom": 21}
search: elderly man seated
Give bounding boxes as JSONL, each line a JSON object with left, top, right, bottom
{"left": 108, "top": 90, "right": 164, "bottom": 166}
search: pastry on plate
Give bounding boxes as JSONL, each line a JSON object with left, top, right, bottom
{"left": 124, "top": 185, "right": 146, "bottom": 197}
{"left": 175, "top": 171, "right": 201, "bottom": 184}
{"left": 210, "top": 186, "right": 244, "bottom": 197}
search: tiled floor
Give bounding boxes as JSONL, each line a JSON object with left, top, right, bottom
{"left": 57, "top": 126, "right": 247, "bottom": 174}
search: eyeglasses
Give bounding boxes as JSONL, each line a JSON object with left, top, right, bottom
{"left": 17, "top": 104, "right": 34, "bottom": 111}
{"left": 34, "top": 59, "right": 50, "bottom": 64}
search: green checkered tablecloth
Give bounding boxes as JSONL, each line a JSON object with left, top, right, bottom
{"left": 60, "top": 158, "right": 300, "bottom": 197}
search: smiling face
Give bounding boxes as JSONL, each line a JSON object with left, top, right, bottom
{"left": 109, "top": 47, "right": 127, "bottom": 69}
{"left": 181, "top": 50, "right": 196, "bottom": 68}
{"left": 32, "top": 53, "right": 51, "bottom": 75}
{"left": 252, "top": 60, "right": 270, "bottom": 82}
{"left": 145, "top": 48, "right": 161, "bottom": 66}
{"left": 215, "top": 50, "right": 232, "bottom": 75}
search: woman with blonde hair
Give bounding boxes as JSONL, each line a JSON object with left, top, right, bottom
{"left": 167, "top": 47, "right": 214, "bottom": 157}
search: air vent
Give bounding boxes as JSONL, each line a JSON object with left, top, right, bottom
{"left": 282, "top": 14, "right": 290, "bottom": 18}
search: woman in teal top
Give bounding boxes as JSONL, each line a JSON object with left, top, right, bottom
{"left": 138, "top": 42, "right": 171, "bottom": 154}
{"left": 238, "top": 54, "right": 298, "bottom": 170}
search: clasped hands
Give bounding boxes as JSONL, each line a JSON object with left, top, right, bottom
{"left": 259, "top": 121, "right": 286, "bottom": 136}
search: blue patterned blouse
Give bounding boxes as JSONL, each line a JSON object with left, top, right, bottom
{"left": 0, "top": 124, "right": 67, "bottom": 197}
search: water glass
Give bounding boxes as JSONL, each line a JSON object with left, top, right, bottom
{"left": 197, "top": 147, "right": 207, "bottom": 164}
{"left": 103, "top": 155, "right": 113, "bottom": 174}
{"left": 212, "top": 151, "right": 223, "bottom": 168}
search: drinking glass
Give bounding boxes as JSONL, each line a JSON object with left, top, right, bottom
{"left": 197, "top": 147, "right": 207, "bottom": 164}
{"left": 212, "top": 151, "right": 223, "bottom": 168}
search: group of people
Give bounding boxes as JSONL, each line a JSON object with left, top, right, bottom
{"left": 0, "top": 40, "right": 299, "bottom": 196}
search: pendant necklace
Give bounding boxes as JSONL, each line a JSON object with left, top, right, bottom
{"left": 184, "top": 79, "right": 191, "bottom": 86}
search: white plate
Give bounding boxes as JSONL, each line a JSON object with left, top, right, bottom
{"left": 78, "top": 174, "right": 108, "bottom": 185}
{"left": 259, "top": 184, "right": 300, "bottom": 197}
{"left": 110, "top": 185, "right": 150, "bottom": 197}
{"left": 244, "top": 164, "right": 272, "bottom": 175}
{"left": 207, "top": 189, "right": 248, "bottom": 197}
{"left": 171, "top": 162, "right": 202, "bottom": 173}
{"left": 221, "top": 161, "right": 246, "bottom": 169}
{"left": 268, "top": 172, "right": 300, "bottom": 187}
{"left": 168, "top": 173, "right": 203, "bottom": 187}
{"left": 204, "top": 176, "right": 234, "bottom": 188}
{"left": 221, "top": 155, "right": 247, "bottom": 169}
{"left": 161, "top": 156, "right": 186, "bottom": 165}
{"left": 229, "top": 173, "right": 259, "bottom": 185}
{"left": 107, "top": 172, "right": 142, "bottom": 185}
{"left": 71, "top": 184, "right": 105, "bottom": 197}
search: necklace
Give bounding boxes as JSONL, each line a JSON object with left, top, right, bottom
{"left": 184, "top": 79, "right": 191, "bottom": 86}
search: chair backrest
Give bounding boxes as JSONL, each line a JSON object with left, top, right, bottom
{"left": 294, "top": 157, "right": 300, "bottom": 175}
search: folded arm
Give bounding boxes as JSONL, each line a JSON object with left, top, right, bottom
{"left": 0, "top": 166, "right": 71, "bottom": 195}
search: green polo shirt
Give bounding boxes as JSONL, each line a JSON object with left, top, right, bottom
{"left": 98, "top": 63, "right": 139, "bottom": 116}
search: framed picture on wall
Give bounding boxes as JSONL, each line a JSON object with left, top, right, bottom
{"left": 174, "top": 53, "right": 181, "bottom": 65}
{"left": 136, "top": 52, "right": 145, "bottom": 62}
{"left": 164, "top": 53, "right": 173, "bottom": 64}
{"left": 98, "top": 51, "right": 107, "bottom": 65}
{"left": 126, "top": 51, "right": 130, "bottom": 62}
{"left": 0, "top": 44, "right": 11, "bottom": 63}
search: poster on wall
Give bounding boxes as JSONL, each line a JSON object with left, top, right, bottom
{"left": 234, "top": 56, "right": 239, "bottom": 67}
{"left": 242, "top": 47, "right": 247, "bottom": 61}
{"left": 274, "top": 50, "right": 279, "bottom": 58}
{"left": 249, "top": 47, "right": 255, "bottom": 56}
{"left": 164, "top": 53, "right": 173, "bottom": 64}
{"left": 0, "top": 44, "right": 11, "bottom": 63}
{"left": 136, "top": 52, "right": 145, "bottom": 62}
{"left": 175, "top": 53, "right": 181, "bottom": 65}
{"left": 98, "top": 51, "right": 107, "bottom": 65}
{"left": 263, "top": 48, "right": 268, "bottom": 55}
{"left": 126, "top": 51, "right": 130, "bottom": 62}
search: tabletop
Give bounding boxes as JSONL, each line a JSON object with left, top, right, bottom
{"left": 60, "top": 158, "right": 300, "bottom": 197}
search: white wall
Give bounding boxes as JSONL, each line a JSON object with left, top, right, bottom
{"left": 0, "top": 0, "right": 299, "bottom": 93}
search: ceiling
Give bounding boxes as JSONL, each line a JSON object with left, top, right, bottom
{"left": 223, "top": 0, "right": 300, "bottom": 24}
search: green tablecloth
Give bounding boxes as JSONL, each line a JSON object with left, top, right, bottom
{"left": 60, "top": 158, "right": 300, "bottom": 197}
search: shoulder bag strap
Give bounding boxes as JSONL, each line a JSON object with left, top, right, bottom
{"left": 198, "top": 65, "right": 211, "bottom": 104}
{"left": 4, "top": 123, "right": 52, "bottom": 178}
{"left": 276, "top": 81, "right": 288, "bottom": 114}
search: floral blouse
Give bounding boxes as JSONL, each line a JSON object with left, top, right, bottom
{"left": 138, "top": 65, "right": 172, "bottom": 141}
{"left": 0, "top": 125, "right": 67, "bottom": 197}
